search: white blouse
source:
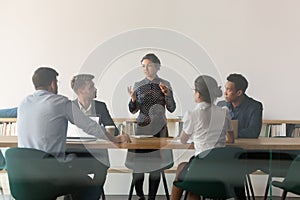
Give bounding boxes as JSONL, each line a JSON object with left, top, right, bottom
{"left": 182, "top": 102, "right": 232, "bottom": 156}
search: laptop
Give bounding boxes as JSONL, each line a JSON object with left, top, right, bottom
{"left": 67, "top": 116, "right": 99, "bottom": 142}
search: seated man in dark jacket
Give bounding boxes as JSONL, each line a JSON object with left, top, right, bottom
{"left": 217, "top": 73, "right": 263, "bottom": 138}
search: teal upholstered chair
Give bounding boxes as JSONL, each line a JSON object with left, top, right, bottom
{"left": 0, "top": 150, "right": 5, "bottom": 195}
{"left": 272, "top": 154, "right": 300, "bottom": 200}
{"left": 0, "top": 150, "right": 5, "bottom": 170}
{"left": 240, "top": 150, "right": 297, "bottom": 200}
{"left": 174, "top": 147, "right": 246, "bottom": 200}
{"left": 5, "top": 147, "right": 97, "bottom": 200}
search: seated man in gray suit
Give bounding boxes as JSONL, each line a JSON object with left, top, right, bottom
{"left": 18, "top": 67, "right": 130, "bottom": 200}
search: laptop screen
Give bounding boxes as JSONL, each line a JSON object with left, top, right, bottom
{"left": 67, "top": 116, "right": 99, "bottom": 139}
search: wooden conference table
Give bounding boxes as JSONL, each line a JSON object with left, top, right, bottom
{"left": 1, "top": 136, "right": 300, "bottom": 150}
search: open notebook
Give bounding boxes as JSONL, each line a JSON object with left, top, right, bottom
{"left": 67, "top": 117, "right": 99, "bottom": 142}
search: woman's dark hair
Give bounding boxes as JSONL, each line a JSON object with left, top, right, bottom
{"left": 226, "top": 73, "right": 248, "bottom": 93}
{"left": 194, "top": 75, "right": 222, "bottom": 103}
{"left": 141, "top": 53, "right": 161, "bottom": 67}
{"left": 32, "top": 67, "right": 58, "bottom": 89}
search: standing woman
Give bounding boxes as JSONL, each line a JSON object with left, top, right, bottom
{"left": 127, "top": 53, "right": 176, "bottom": 200}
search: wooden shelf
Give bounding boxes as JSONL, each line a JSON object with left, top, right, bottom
{"left": 263, "top": 119, "right": 300, "bottom": 124}
{"left": 262, "top": 120, "right": 300, "bottom": 137}
{"left": 0, "top": 118, "right": 17, "bottom": 123}
{"left": 113, "top": 118, "right": 182, "bottom": 123}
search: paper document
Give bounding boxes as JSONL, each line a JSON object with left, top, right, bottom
{"left": 170, "top": 138, "right": 193, "bottom": 144}
{"left": 131, "top": 135, "right": 153, "bottom": 138}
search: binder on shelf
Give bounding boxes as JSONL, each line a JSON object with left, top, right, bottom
{"left": 263, "top": 120, "right": 296, "bottom": 138}
{"left": 0, "top": 118, "right": 17, "bottom": 136}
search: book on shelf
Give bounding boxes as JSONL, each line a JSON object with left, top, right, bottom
{"left": 292, "top": 124, "right": 300, "bottom": 137}
{"left": 293, "top": 127, "right": 300, "bottom": 137}
{"left": 0, "top": 120, "right": 17, "bottom": 136}
{"left": 264, "top": 123, "right": 286, "bottom": 137}
{"left": 262, "top": 120, "right": 300, "bottom": 138}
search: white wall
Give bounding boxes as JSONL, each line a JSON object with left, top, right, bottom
{"left": 1, "top": 0, "right": 300, "bottom": 119}
{"left": 1, "top": 1, "right": 300, "bottom": 196}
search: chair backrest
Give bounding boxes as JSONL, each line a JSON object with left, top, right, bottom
{"left": 280, "top": 154, "right": 300, "bottom": 195}
{"left": 239, "top": 150, "right": 297, "bottom": 176}
{"left": 5, "top": 147, "right": 82, "bottom": 200}
{"left": 174, "top": 147, "right": 246, "bottom": 199}
{"left": 0, "top": 150, "right": 5, "bottom": 170}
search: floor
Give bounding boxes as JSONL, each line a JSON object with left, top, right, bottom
{"left": 105, "top": 196, "right": 298, "bottom": 200}
{"left": 89, "top": 196, "right": 299, "bottom": 199}
{"left": 1, "top": 195, "right": 299, "bottom": 200}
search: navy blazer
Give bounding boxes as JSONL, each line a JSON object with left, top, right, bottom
{"left": 217, "top": 95, "right": 263, "bottom": 138}
{"left": 73, "top": 99, "right": 119, "bottom": 136}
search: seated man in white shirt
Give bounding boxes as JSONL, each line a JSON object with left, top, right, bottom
{"left": 18, "top": 67, "right": 130, "bottom": 200}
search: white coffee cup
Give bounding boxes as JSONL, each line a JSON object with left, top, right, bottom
{"left": 125, "top": 121, "right": 137, "bottom": 135}
{"left": 105, "top": 125, "right": 115, "bottom": 135}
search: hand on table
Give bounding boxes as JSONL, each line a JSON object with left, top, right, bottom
{"left": 116, "top": 133, "right": 131, "bottom": 143}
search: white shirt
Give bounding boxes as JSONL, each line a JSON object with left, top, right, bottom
{"left": 78, "top": 100, "right": 93, "bottom": 116}
{"left": 182, "top": 102, "right": 232, "bottom": 156}
{"left": 18, "top": 90, "right": 105, "bottom": 157}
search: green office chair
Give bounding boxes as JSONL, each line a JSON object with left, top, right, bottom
{"left": 0, "top": 150, "right": 5, "bottom": 195}
{"left": 240, "top": 150, "right": 297, "bottom": 200}
{"left": 272, "top": 154, "right": 300, "bottom": 200}
{"left": 0, "top": 150, "right": 5, "bottom": 170}
{"left": 5, "top": 147, "right": 98, "bottom": 200}
{"left": 65, "top": 148, "right": 108, "bottom": 200}
{"left": 173, "top": 147, "right": 246, "bottom": 200}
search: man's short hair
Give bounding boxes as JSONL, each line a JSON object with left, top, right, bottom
{"left": 32, "top": 67, "right": 58, "bottom": 89}
{"left": 227, "top": 73, "right": 248, "bottom": 93}
{"left": 71, "top": 74, "right": 95, "bottom": 93}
